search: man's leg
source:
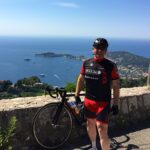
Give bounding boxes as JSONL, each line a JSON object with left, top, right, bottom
{"left": 87, "top": 118, "right": 97, "bottom": 149}
{"left": 96, "top": 122, "right": 110, "bottom": 150}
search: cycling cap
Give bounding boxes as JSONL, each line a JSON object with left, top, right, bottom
{"left": 93, "top": 38, "right": 108, "bottom": 50}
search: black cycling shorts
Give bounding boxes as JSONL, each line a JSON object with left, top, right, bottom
{"left": 84, "top": 97, "right": 110, "bottom": 124}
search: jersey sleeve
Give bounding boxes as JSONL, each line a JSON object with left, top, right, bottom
{"left": 80, "top": 63, "right": 85, "bottom": 75}
{"left": 111, "top": 64, "right": 120, "bottom": 80}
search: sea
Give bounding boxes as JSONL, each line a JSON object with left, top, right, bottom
{"left": 0, "top": 36, "right": 150, "bottom": 87}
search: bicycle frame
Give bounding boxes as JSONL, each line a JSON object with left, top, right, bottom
{"left": 48, "top": 87, "right": 85, "bottom": 126}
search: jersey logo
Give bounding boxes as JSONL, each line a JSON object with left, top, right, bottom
{"left": 85, "top": 69, "right": 101, "bottom": 75}
{"left": 90, "top": 63, "right": 93, "bottom": 67}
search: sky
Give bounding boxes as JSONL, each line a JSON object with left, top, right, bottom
{"left": 0, "top": 0, "right": 150, "bottom": 39}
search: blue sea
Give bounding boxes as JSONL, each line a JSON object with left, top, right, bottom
{"left": 0, "top": 36, "right": 150, "bottom": 86}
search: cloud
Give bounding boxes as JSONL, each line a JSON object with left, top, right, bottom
{"left": 54, "top": 2, "right": 79, "bottom": 8}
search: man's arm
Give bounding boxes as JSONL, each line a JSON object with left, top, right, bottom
{"left": 112, "top": 79, "right": 120, "bottom": 105}
{"left": 75, "top": 74, "right": 85, "bottom": 97}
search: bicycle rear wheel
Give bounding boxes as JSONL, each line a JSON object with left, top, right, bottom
{"left": 32, "top": 102, "right": 73, "bottom": 149}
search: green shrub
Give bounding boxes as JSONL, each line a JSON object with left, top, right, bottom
{"left": 0, "top": 92, "right": 18, "bottom": 100}
{"left": 0, "top": 80, "right": 12, "bottom": 92}
{"left": 7, "top": 87, "right": 21, "bottom": 95}
{"left": 65, "top": 82, "right": 76, "bottom": 92}
{"left": 0, "top": 116, "right": 17, "bottom": 150}
{"left": 120, "top": 77, "right": 147, "bottom": 88}
{"left": 15, "top": 76, "right": 41, "bottom": 87}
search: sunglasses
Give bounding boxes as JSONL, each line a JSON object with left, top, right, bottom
{"left": 93, "top": 46, "right": 107, "bottom": 51}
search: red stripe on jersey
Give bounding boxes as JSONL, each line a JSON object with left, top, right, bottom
{"left": 80, "top": 64, "right": 85, "bottom": 75}
{"left": 111, "top": 67, "right": 120, "bottom": 80}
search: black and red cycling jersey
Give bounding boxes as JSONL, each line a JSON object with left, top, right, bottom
{"left": 80, "top": 57, "right": 119, "bottom": 102}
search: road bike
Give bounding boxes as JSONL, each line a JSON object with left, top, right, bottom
{"left": 32, "top": 86, "right": 86, "bottom": 149}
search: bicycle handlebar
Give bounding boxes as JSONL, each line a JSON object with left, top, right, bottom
{"left": 45, "top": 86, "right": 85, "bottom": 98}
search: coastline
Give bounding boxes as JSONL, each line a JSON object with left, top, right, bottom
{"left": 0, "top": 37, "right": 150, "bottom": 86}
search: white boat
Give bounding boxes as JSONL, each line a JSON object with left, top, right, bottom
{"left": 24, "top": 58, "right": 31, "bottom": 61}
{"left": 39, "top": 74, "right": 45, "bottom": 77}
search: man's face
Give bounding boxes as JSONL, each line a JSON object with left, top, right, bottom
{"left": 92, "top": 47, "right": 106, "bottom": 58}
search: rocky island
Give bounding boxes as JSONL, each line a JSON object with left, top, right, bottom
{"left": 35, "top": 52, "right": 86, "bottom": 61}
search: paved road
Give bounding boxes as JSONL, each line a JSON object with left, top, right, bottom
{"left": 31, "top": 121, "right": 150, "bottom": 150}
{"left": 60, "top": 120, "right": 150, "bottom": 150}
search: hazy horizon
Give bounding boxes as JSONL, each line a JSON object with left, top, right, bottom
{"left": 0, "top": 0, "right": 150, "bottom": 39}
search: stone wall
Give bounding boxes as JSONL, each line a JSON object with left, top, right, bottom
{"left": 110, "top": 93, "right": 150, "bottom": 129}
{"left": 0, "top": 87, "right": 150, "bottom": 149}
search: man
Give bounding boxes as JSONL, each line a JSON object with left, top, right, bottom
{"left": 75, "top": 38, "right": 120, "bottom": 150}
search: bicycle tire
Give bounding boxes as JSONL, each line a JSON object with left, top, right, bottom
{"left": 32, "top": 102, "right": 73, "bottom": 149}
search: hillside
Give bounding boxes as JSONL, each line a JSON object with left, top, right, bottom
{"left": 108, "top": 51, "right": 150, "bottom": 79}
{"left": 108, "top": 51, "right": 150, "bottom": 70}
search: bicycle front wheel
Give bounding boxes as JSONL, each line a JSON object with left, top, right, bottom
{"left": 32, "top": 102, "right": 73, "bottom": 149}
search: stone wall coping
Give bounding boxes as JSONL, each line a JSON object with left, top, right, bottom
{"left": 119, "top": 86, "right": 150, "bottom": 97}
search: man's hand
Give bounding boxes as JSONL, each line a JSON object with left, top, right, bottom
{"left": 75, "top": 96, "right": 81, "bottom": 104}
{"left": 111, "top": 105, "right": 119, "bottom": 115}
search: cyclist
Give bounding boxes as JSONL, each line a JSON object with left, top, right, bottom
{"left": 75, "top": 38, "right": 120, "bottom": 150}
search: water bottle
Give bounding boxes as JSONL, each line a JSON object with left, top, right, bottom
{"left": 69, "top": 101, "right": 76, "bottom": 109}
{"left": 69, "top": 101, "right": 80, "bottom": 114}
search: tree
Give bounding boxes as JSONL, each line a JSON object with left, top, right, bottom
{"left": 15, "top": 76, "right": 41, "bottom": 87}
{"left": 120, "top": 77, "right": 147, "bottom": 88}
{"left": 0, "top": 80, "right": 12, "bottom": 92}
{"left": 65, "top": 82, "right": 76, "bottom": 92}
